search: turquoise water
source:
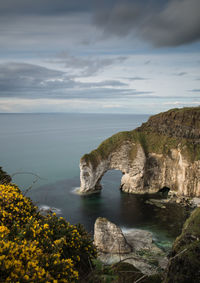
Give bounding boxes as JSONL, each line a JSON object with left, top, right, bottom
{"left": 0, "top": 113, "right": 189, "bottom": 249}
{"left": 0, "top": 113, "right": 148, "bottom": 188}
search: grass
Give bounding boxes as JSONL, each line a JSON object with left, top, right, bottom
{"left": 147, "top": 106, "right": 200, "bottom": 128}
{"left": 164, "top": 208, "right": 200, "bottom": 283}
{"left": 81, "top": 130, "right": 199, "bottom": 169}
{"left": 81, "top": 107, "right": 200, "bottom": 169}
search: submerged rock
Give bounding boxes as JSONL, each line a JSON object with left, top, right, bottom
{"left": 146, "top": 199, "right": 167, "bottom": 208}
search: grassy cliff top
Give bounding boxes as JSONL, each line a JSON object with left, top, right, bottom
{"left": 81, "top": 107, "right": 200, "bottom": 168}
{"left": 139, "top": 106, "right": 200, "bottom": 139}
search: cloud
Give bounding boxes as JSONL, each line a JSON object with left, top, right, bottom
{"left": 51, "top": 53, "right": 127, "bottom": 76}
{"left": 0, "top": 63, "right": 73, "bottom": 94}
{"left": 123, "top": 76, "right": 148, "bottom": 81}
{"left": 1, "top": 0, "right": 199, "bottom": 57}
{"left": 85, "top": 80, "right": 128, "bottom": 87}
{"left": 0, "top": 0, "right": 95, "bottom": 16}
{"left": 95, "top": 0, "right": 200, "bottom": 47}
{"left": 174, "top": 72, "right": 187, "bottom": 76}
{"left": 145, "top": 0, "right": 200, "bottom": 46}
{"left": 164, "top": 101, "right": 200, "bottom": 106}
{"left": 0, "top": 62, "right": 143, "bottom": 100}
{"left": 189, "top": 89, "right": 200, "bottom": 93}
{"left": 0, "top": 13, "right": 97, "bottom": 52}
{"left": 144, "top": 60, "right": 151, "bottom": 65}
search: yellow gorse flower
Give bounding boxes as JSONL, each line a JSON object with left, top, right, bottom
{"left": 0, "top": 183, "right": 96, "bottom": 282}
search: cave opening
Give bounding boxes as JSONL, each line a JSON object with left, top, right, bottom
{"left": 158, "top": 186, "right": 170, "bottom": 197}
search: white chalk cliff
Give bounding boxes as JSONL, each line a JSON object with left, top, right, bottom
{"left": 80, "top": 107, "right": 200, "bottom": 196}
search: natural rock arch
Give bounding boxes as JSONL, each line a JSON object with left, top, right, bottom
{"left": 79, "top": 107, "right": 200, "bottom": 196}
{"left": 79, "top": 141, "right": 200, "bottom": 196}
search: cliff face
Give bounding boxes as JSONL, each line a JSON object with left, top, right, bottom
{"left": 80, "top": 107, "right": 200, "bottom": 196}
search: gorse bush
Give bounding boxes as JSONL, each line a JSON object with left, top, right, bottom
{"left": 0, "top": 184, "right": 97, "bottom": 282}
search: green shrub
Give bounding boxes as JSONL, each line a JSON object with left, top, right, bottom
{"left": 0, "top": 184, "right": 97, "bottom": 282}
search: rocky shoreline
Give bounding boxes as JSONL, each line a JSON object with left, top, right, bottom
{"left": 94, "top": 217, "right": 168, "bottom": 276}
{"left": 145, "top": 194, "right": 200, "bottom": 209}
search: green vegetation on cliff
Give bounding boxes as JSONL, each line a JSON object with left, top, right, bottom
{"left": 81, "top": 107, "right": 200, "bottom": 169}
{"left": 164, "top": 207, "right": 200, "bottom": 283}
{"left": 144, "top": 106, "right": 200, "bottom": 131}
{"left": 0, "top": 167, "right": 11, "bottom": 184}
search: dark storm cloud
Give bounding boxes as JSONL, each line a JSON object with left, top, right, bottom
{"left": 1, "top": 0, "right": 199, "bottom": 50}
{"left": 95, "top": 0, "right": 200, "bottom": 47}
{"left": 0, "top": 0, "right": 94, "bottom": 15}
{"left": 0, "top": 0, "right": 119, "bottom": 16}
{"left": 0, "top": 62, "right": 129, "bottom": 98}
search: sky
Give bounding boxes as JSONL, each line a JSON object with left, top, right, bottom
{"left": 0, "top": 0, "right": 200, "bottom": 114}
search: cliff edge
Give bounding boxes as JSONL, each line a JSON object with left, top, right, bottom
{"left": 164, "top": 207, "right": 200, "bottom": 283}
{"left": 80, "top": 107, "right": 200, "bottom": 196}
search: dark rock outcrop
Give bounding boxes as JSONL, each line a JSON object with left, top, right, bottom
{"left": 0, "top": 167, "right": 11, "bottom": 184}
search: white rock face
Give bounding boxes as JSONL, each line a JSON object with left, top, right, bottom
{"left": 79, "top": 159, "right": 109, "bottom": 193}
{"left": 80, "top": 140, "right": 200, "bottom": 196}
{"left": 94, "top": 217, "right": 132, "bottom": 254}
{"left": 191, "top": 197, "right": 200, "bottom": 207}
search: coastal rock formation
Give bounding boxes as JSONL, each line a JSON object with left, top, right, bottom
{"left": 94, "top": 217, "right": 132, "bottom": 254}
{"left": 94, "top": 217, "right": 167, "bottom": 275}
{"left": 80, "top": 107, "right": 200, "bottom": 196}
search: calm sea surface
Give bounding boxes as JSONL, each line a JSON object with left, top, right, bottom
{"left": 0, "top": 113, "right": 189, "bottom": 249}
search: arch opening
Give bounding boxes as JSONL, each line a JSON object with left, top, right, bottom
{"left": 98, "top": 169, "right": 123, "bottom": 191}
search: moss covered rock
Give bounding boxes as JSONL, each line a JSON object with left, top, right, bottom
{"left": 164, "top": 207, "right": 200, "bottom": 283}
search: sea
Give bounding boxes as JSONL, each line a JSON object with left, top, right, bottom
{"left": 0, "top": 113, "right": 189, "bottom": 250}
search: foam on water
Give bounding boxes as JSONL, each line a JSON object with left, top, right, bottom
{"left": 121, "top": 227, "right": 147, "bottom": 233}
{"left": 39, "top": 205, "right": 62, "bottom": 214}
{"left": 71, "top": 187, "right": 81, "bottom": 194}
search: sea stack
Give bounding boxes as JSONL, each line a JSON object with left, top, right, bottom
{"left": 94, "top": 217, "right": 132, "bottom": 254}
